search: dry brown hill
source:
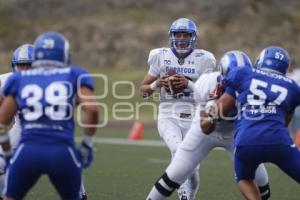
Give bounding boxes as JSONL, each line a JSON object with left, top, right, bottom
{"left": 1, "top": 0, "right": 300, "bottom": 71}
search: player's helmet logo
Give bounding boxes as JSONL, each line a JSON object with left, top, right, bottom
{"left": 33, "top": 32, "right": 71, "bottom": 68}
{"left": 254, "top": 46, "right": 290, "bottom": 75}
{"left": 219, "top": 50, "right": 252, "bottom": 79}
{"left": 11, "top": 44, "right": 34, "bottom": 72}
{"left": 169, "top": 18, "right": 198, "bottom": 55}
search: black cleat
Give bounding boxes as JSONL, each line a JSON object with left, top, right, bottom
{"left": 180, "top": 195, "right": 188, "bottom": 200}
{"left": 80, "top": 194, "right": 88, "bottom": 200}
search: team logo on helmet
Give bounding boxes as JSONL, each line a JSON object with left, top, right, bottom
{"left": 254, "top": 46, "right": 290, "bottom": 75}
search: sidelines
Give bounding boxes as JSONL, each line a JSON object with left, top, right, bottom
{"left": 75, "top": 137, "right": 225, "bottom": 150}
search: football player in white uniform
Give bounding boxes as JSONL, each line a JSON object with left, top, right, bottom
{"left": 0, "top": 44, "right": 35, "bottom": 153}
{"left": 145, "top": 51, "right": 270, "bottom": 200}
{"left": 0, "top": 73, "right": 12, "bottom": 200}
{"left": 0, "top": 44, "right": 33, "bottom": 199}
{"left": 140, "top": 18, "right": 216, "bottom": 200}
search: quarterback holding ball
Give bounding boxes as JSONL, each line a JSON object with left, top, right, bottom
{"left": 140, "top": 18, "right": 216, "bottom": 200}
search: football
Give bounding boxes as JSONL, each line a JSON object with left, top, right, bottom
{"left": 164, "top": 69, "right": 185, "bottom": 95}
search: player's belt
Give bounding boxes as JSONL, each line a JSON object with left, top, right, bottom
{"left": 179, "top": 113, "right": 192, "bottom": 119}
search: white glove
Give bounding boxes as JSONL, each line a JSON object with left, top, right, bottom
{"left": 205, "top": 100, "right": 218, "bottom": 124}
{"left": 0, "top": 154, "right": 6, "bottom": 175}
{"left": 79, "top": 135, "right": 94, "bottom": 168}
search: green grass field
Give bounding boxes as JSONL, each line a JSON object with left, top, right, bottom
{"left": 23, "top": 128, "right": 300, "bottom": 200}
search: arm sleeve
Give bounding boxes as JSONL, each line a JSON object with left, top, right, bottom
{"left": 3, "top": 73, "right": 20, "bottom": 97}
{"left": 147, "top": 49, "right": 161, "bottom": 77}
{"left": 197, "top": 52, "right": 217, "bottom": 74}
{"left": 224, "top": 67, "right": 240, "bottom": 92}
{"left": 225, "top": 87, "right": 236, "bottom": 98}
{"left": 194, "top": 73, "right": 212, "bottom": 103}
{"left": 73, "top": 67, "right": 94, "bottom": 91}
{"left": 288, "top": 83, "right": 300, "bottom": 114}
{"left": 0, "top": 81, "right": 4, "bottom": 96}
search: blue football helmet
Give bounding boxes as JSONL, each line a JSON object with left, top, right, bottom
{"left": 11, "top": 44, "right": 34, "bottom": 72}
{"left": 219, "top": 50, "right": 252, "bottom": 78}
{"left": 254, "top": 46, "right": 290, "bottom": 75}
{"left": 169, "top": 18, "right": 198, "bottom": 55}
{"left": 33, "top": 32, "right": 70, "bottom": 67}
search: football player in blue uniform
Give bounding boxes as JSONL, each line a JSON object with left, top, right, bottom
{"left": 0, "top": 32, "right": 99, "bottom": 200}
{"left": 204, "top": 47, "right": 300, "bottom": 199}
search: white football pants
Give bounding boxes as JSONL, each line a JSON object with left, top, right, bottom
{"left": 158, "top": 117, "right": 200, "bottom": 200}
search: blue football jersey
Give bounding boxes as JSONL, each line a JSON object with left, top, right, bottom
{"left": 225, "top": 67, "right": 300, "bottom": 146}
{"left": 3, "top": 66, "right": 94, "bottom": 145}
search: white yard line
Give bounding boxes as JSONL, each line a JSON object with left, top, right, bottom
{"left": 76, "top": 137, "right": 225, "bottom": 150}
{"left": 76, "top": 137, "right": 166, "bottom": 147}
{"left": 75, "top": 137, "right": 278, "bottom": 168}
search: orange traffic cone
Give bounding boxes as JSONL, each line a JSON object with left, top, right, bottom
{"left": 128, "top": 121, "right": 144, "bottom": 140}
{"left": 295, "top": 130, "right": 300, "bottom": 149}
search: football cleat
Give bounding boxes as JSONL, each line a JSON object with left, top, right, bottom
{"left": 80, "top": 193, "right": 88, "bottom": 200}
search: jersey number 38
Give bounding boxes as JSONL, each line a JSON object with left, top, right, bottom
{"left": 21, "top": 82, "right": 72, "bottom": 121}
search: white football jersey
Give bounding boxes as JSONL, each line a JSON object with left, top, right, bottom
{"left": 194, "top": 71, "right": 234, "bottom": 138}
{"left": 148, "top": 48, "right": 216, "bottom": 119}
{"left": 0, "top": 72, "right": 12, "bottom": 95}
{"left": 287, "top": 69, "right": 300, "bottom": 86}
{"left": 0, "top": 72, "right": 21, "bottom": 148}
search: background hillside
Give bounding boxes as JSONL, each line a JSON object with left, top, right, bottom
{"left": 1, "top": 0, "right": 300, "bottom": 71}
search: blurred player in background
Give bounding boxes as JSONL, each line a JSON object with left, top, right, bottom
{"left": 0, "top": 43, "right": 89, "bottom": 200}
{"left": 140, "top": 18, "right": 216, "bottom": 200}
{"left": 286, "top": 60, "right": 300, "bottom": 146}
{"left": 0, "top": 44, "right": 34, "bottom": 199}
{"left": 287, "top": 60, "right": 300, "bottom": 85}
{"left": 145, "top": 51, "right": 270, "bottom": 200}
{"left": 206, "top": 46, "right": 300, "bottom": 199}
{"left": 0, "top": 32, "right": 98, "bottom": 200}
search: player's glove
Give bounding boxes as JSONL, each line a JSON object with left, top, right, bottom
{"left": 0, "top": 154, "right": 7, "bottom": 175}
{"left": 79, "top": 135, "right": 94, "bottom": 168}
{"left": 0, "top": 134, "right": 12, "bottom": 173}
{"left": 205, "top": 100, "right": 218, "bottom": 124}
{"left": 0, "top": 149, "right": 13, "bottom": 175}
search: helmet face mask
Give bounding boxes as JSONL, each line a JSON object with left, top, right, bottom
{"left": 169, "top": 18, "right": 198, "bottom": 55}
{"left": 15, "top": 63, "right": 32, "bottom": 71}
{"left": 11, "top": 44, "right": 34, "bottom": 72}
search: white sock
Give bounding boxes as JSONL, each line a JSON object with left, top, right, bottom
{"left": 146, "top": 186, "right": 167, "bottom": 200}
